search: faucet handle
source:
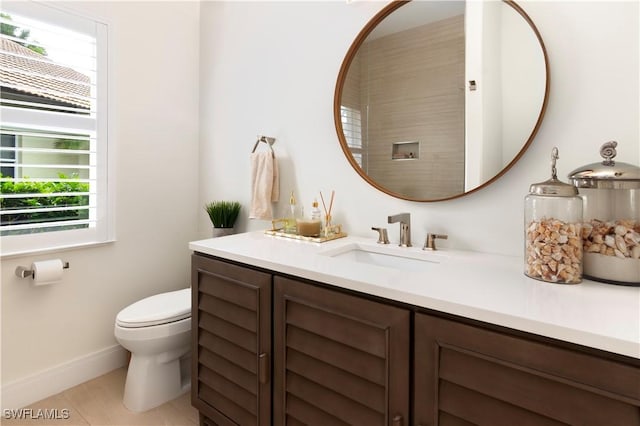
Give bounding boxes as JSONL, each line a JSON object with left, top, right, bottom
{"left": 371, "top": 227, "right": 390, "bottom": 244}
{"left": 423, "top": 233, "right": 448, "bottom": 251}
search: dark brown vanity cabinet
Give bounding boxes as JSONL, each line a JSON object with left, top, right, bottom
{"left": 274, "top": 276, "right": 411, "bottom": 425}
{"left": 414, "top": 313, "right": 640, "bottom": 426}
{"left": 191, "top": 255, "right": 272, "bottom": 425}
{"left": 192, "top": 254, "right": 640, "bottom": 426}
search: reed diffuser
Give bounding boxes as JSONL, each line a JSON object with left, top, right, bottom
{"left": 319, "top": 190, "right": 335, "bottom": 237}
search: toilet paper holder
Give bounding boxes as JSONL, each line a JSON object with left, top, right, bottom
{"left": 15, "top": 262, "right": 70, "bottom": 279}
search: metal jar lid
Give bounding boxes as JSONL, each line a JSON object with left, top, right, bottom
{"left": 568, "top": 141, "right": 640, "bottom": 190}
{"left": 530, "top": 147, "right": 579, "bottom": 196}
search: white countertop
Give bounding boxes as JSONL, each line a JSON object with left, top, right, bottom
{"left": 190, "top": 231, "right": 640, "bottom": 359}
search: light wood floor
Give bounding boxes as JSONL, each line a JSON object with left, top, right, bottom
{"left": 3, "top": 368, "right": 199, "bottom": 426}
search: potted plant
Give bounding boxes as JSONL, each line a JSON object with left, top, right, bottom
{"left": 205, "top": 200, "right": 241, "bottom": 237}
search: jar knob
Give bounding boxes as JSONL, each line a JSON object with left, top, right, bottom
{"left": 600, "top": 140, "right": 618, "bottom": 166}
{"left": 550, "top": 147, "right": 559, "bottom": 179}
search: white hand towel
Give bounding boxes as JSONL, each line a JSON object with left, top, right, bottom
{"left": 249, "top": 152, "right": 279, "bottom": 219}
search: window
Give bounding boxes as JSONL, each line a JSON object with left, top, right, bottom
{"left": 0, "top": 2, "right": 110, "bottom": 255}
{"left": 340, "top": 105, "right": 364, "bottom": 168}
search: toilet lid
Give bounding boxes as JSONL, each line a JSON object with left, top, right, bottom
{"left": 116, "top": 288, "right": 191, "bottom": 328}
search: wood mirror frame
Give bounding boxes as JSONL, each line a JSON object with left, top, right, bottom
{"left": 334, "top": 0, "right": 550, "bottom": 202}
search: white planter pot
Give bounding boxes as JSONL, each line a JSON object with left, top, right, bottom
{"left": 212, "top": 227, "right": 235, "bottom": 238}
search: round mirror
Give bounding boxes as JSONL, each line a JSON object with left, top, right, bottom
{"left": 334, "top": 0, "right": 549, "bottom": 201}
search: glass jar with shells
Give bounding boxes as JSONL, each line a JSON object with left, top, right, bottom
{"left": 525, "top": 148, "right": 583, "bottom": 284}
{"left": 569, "top": 141, "right": 640, "bottom": 286}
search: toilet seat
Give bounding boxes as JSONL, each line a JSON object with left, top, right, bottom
{"left": 116, "top": 288, "right": 191, "bottom": 328}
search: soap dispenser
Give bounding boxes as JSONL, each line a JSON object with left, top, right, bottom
{"left": 285, "top": 191, "right": 298, "bottom": 234}
{"left": 524, "top": 147, "right": 583, "bottom": 284}
{"left": 311, "top": 199, "right": 322, "bottom": 222}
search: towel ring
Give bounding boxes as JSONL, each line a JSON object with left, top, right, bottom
{"left": 252, "top": 135, "right": 276, "bottom": 157}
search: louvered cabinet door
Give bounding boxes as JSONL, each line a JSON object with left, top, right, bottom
{"left": 192, "top": 255, "right": 272, "bottom": 426}
{"left": 414, "top": 313, "right": 640, "bottom": 426}
{"left": 274, "top": 276, "right": 410, "bottom": 426}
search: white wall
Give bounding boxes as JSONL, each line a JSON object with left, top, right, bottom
{"left": 501, "top": 2, "right": 547, "bottom": 165}
{"left": 1, "top": 0, "right": 200, "bottom": 401}
{"left": 199, "top": 1, "right": 639, "bottom": 255}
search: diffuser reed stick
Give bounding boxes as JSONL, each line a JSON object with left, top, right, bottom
{"left": 328, "top": 190, "right": 335, "bottom": 218}
{"left": 319, "top": 191, "right": 328, "bottom": 216}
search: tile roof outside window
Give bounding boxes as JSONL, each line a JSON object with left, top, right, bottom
{"left": 0, "top": 37, "right": 90, "bottom": 109}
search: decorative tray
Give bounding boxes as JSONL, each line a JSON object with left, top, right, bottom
{"left": 264, "top": 219, "right": 347, "bottom": 243}
{"left": 264, "top": 229, "right": 347, "bottom": 243}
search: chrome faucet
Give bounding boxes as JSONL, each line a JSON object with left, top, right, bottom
{"left": 388, "top": 213, "right": 411, "bottom": 247}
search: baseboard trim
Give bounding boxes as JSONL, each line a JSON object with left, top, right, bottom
{"left": 1, "top": 345, "right": 128, "bottom": 410}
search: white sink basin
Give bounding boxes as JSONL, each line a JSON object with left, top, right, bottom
{"left": 319, "top": 242, "right": 443, "bottom": 273}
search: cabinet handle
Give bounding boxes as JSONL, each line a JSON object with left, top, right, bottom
{"left": 258, "top": 353, "right": 269, "bottom": 384}
{"left": 392, "top": 415, "right": 403, "bottom": 426}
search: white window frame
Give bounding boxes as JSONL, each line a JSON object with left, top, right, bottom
{"left": 340, "top": 105, "right": 365, "bottom": 169}
{"left": 1, "top": 1, "right": 113, "bottom": 257}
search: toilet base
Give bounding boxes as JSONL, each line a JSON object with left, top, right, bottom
{"left": 123, "top": 350, "right": 191, "bottom": 412}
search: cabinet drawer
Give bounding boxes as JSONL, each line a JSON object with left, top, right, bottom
{"left": 414, "top": 313, "right": 640, "bottom": 426}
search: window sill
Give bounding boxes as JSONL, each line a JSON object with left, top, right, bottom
{"left": 1, "top": 239, "right": 116, "bottom": 260}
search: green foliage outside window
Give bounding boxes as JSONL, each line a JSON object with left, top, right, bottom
{"left": 1, "top": 173, "right": 89, "bottom": 232}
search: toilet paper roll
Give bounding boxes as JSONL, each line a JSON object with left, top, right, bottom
{"left": 32, "top": 259, "right": 64, "bottom": 286}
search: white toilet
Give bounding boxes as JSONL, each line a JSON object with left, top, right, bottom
{"left": 114, "top": 288, "right": 191, "bottom": 412}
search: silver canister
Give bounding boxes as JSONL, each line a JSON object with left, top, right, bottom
{"left": 568, "top": 141, "right": 640, "bottom": 285}
{"left": 525, "top": 148, "right": 583, "bottom": 284}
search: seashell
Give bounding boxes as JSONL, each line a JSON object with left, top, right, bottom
{"left": 625, "top": 231, "right": 640, "bottom": 246}
{"left": 615, "top": 225, "right": 627, "bottom": 236}
{"left": 587, "top": 243, "right": 602, "bottom": 253}
{"left": 614, "top": 249, "right": 626, "bottom": 259}
{"left": 558, "top": 235, "right": 568, "bottom": 244}
{"left": 619, "top": 219, "right": 635, "bottom": 229}
{"left": 615, "top": 235, "right": 629, "bottom": 256}
{"left": 581, "top": 223, "right": 593, "bottom": 239}
{"left": 593, "top": 234, "right": 604, "bottom": 244}
{"left": 632, "top": 246, "right": 640, "bottom": 260}
{"left": 569, "top": 237, "right": 581, "bottom": 248}
{"left": 604, "top": 235, "right": 616, "bottom": 248}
